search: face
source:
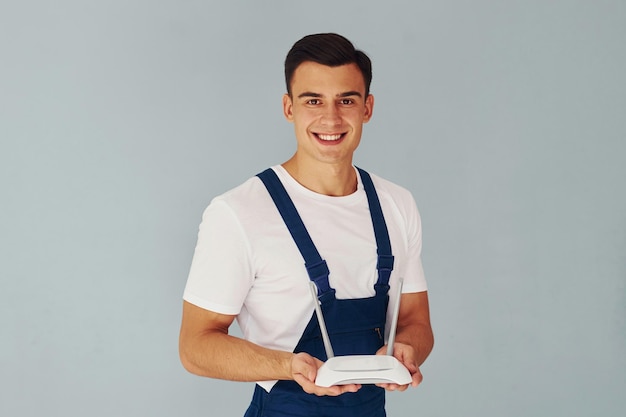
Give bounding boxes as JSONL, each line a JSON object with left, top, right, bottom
{"left": 283, "top": 61, "right": 374, "bottom": 168}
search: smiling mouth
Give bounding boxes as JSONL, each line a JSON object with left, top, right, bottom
{"left": 315, "top": 133, "right": 344, "bottom": 141}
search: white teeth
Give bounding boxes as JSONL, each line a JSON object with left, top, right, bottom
{"left": 317, "top": 134, "right": 342, "bottom": 141}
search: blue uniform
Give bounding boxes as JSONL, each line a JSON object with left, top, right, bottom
{"left": 244, "top": 168, "right": 394, "bottom": 417}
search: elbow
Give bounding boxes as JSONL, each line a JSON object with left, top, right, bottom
{"left": 428, "top": 331, "right": 435, "bottom": 356}
{"left": 178, "top": 337, "right": 205, "bottom": 376}
{"left": 179, "top": 350, "right": 195, "bottom": 375}
{"left": 422, "top": 326, "right": 435, "bottom": 363}
{"left": 178, "top": 344, "right": 195, "bottom": 374}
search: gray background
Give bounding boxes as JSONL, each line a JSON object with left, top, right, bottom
{"left": 1, "top": 1, "right": 624, "bottom": 416}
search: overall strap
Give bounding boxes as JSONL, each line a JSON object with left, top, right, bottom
{"left": 356, "top": 167, "right": 395, "bottom": 295}
{"left": 257, "top": 169, "right": 331, "bottom": 295}
{"left": 257, "top": 167, "right": 394, "bottom": 296}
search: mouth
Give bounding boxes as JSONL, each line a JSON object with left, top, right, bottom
{"left": 314, "top": 133, "right": 345, "bottom": 142}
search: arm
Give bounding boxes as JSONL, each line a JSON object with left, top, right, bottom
{"left": 178, "top": 300, "right": 361, "bottom": 396}
{"left": 376, "top": 291, "right": 434, "bottom": 391}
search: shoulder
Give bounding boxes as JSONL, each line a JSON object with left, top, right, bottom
{"left": 207, "top": 174, "right": 269, "bottom": 213}
{"left": 359, "top": 169, "right": 422, "bottom": 236}
{"left": 200, "top": 171, "right": 280, "bottom": 233}
{"left": 214, "top": 175, "right": 265, "bottom": 204}
{"left": 363, "top": 170, "right": 418, "bottom": 208}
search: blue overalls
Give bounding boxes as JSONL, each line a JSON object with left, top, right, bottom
{"left": 244, "top": 167, "right": 395, "bottom": 417}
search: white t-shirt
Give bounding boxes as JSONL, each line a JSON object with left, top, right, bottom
{"left": 183, "top": 165, "right": 427, "bottom": 390}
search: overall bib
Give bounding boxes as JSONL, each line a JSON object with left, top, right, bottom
{"left": 244, "top": 168, "right": 395, "bottom": 417}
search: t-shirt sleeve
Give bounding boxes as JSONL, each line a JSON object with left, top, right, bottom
{"left": 183, "top": 199, "right": 254, "bottom": 315}
{"left": 400, "top": 192, "right": 428, "bottom": 294}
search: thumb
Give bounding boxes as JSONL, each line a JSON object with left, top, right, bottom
{"left": 293, "top": 353, "right": 319, "bottom": 382}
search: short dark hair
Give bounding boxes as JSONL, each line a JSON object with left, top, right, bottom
{"left": 284, "top": 33, "right": 372, "bottom": 96}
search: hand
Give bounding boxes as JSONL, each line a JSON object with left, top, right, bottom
{"left": 290, "top": 352, "right": 362, "bottom": 396}
{"left": 375, "top": 343, "right": 423, "bottom": 391}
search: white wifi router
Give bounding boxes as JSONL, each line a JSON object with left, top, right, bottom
{"left": 310, "top": 279, "right": 412, "bottom": 387}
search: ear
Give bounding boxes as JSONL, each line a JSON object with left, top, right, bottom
{"left": 363, "top": 94, "right": 374, "bottom": 123}
{"left": 282, "top": 94, "right": 294, "bottom": 121}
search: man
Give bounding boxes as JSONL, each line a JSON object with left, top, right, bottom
{"left": 179, "top": 33, "right": 434, "bottom": 416}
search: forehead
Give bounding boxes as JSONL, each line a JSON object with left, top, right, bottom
{"left": 290, "top": 61, "right": 366, "bottom": 96}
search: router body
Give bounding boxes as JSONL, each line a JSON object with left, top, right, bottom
{"left": 315, "top": 354, "right": 411, "bottom": 387}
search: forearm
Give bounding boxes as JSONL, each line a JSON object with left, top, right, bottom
{"left": 395, "top": 322, "right": 434, "bottom": 366}
{"left": 391, "top": 291, "right": 434, "bottom": 367}
{"left": 180, "top": 330, "right": 294, "bottom": 382}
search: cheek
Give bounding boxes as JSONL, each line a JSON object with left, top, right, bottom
{"left": 343, "top": 107, "right": 367, "bottom": 119}
{"left": 293, "top": 111, "right": 318, "bottom": 126}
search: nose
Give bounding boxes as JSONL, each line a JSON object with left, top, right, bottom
{"left": 320, "top": 103, "right": 341, "bottom": 126}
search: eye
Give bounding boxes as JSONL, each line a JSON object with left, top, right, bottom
{"left": 306, "top": 99, "right": 321, "bottom": 105}
{"left": 340, "top": 98, "right": 354, "bottom": 105}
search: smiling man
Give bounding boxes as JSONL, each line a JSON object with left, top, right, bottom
{"left": 281, "top": 60, "right": 373, "bottom": 196}
{"left": 179, "top": 33, "right": 434, "bottom": 417}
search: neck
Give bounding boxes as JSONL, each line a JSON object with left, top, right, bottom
{"left": 281, "top": 157, "right": 357, "bottom": 196}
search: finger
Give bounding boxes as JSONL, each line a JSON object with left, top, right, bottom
{"left": 411, "top": 368, "right": 423, "bottom": 387}
{"left": 293, "top": 371, "right": 361, "bottom": 396}
{"left": 311, "top": 383, "right": 361, "bottom": 397}
{"left": 316, "top": 382, "right": 361, "bottom": 396}
{"left": 376, "top": 382, "right": 409, "bottom": 392}
{"left": 293, "top": 373, "right": 321, "bottom": 395}
{"left": 332, "top": 383, "right": 361, "bottom": 395}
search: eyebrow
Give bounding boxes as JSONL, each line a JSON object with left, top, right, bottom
{"left": 297, "top": 91, "right": 363, "bottom": 99}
